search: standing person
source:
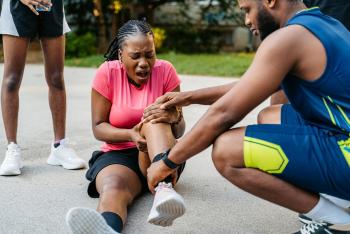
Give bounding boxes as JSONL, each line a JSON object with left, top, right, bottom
{"left": 65, "top": 20, "right": 186, "bottom": 234}
{"left": 0, "top": 0, "right": 86, "bottom": 175}
{"left": 145, "top": 0, "right": 350, "bottom": 233}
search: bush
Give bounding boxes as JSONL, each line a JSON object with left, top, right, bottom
{"left": 152, "top": 27, "right": 166, "bottom": 50}
{"left": 66, "top": 32, "right": 97, "bottom": 58}
{"left": 160, "top": 26, "right": 225, "bottom": 53}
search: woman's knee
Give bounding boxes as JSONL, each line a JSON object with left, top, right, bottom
{"left": 2, "top": 73, "right": 22, "bottom": 92}
{"left": 257, "top": 105, "right": 281, "bottom": 124}
{"left": 47, "top": 71, "right": 65, "bottom": 91}
{"left": 212, "top": 129, "right": 245, "bottom": 175}
{"left": 99, "top": 175, "right": 132, "bottom": 199}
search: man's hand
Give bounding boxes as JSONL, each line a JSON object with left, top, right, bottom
{"left": 20, "top": 0, "right": 51, "bottom": 15}
{"left": 152, "top": 91, "right": 191, "bottom": 110}
{"left": 147, "top": 160, "right": 175, "bottom": 193}
{"left": 143, "top": 104, "right": 181, "bottom": 124}
{"left": 129, "top": 123, "right": 147, "bottom": 152}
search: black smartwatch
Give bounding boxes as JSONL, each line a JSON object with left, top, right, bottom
{"left": 162, "top": 149, "right": 181, "bottom": 169}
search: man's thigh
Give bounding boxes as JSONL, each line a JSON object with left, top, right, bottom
{"left": 244, "top": 123, "right": 350, "bottom": 200}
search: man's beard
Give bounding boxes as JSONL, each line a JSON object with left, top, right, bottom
{"left": 257, "top": 6, "right": 280, "bottom": 40}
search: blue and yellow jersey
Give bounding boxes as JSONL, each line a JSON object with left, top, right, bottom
{"left": 282, "top": 8, "right": 350, "bottom": 135}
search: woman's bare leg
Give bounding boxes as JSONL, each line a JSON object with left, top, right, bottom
{"left": 1, "top": 35, "right": 30, "bottom": 143}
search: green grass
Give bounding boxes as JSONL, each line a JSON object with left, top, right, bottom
{"left": 65, "top": 52, "right": 254, "bottom": 77}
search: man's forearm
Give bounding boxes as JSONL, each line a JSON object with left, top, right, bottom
{"left": 187, "top": 81, "right": 237, "bottom": 105}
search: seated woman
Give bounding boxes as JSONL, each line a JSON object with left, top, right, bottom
{"left": 65, "top": 20, "right": 186, "bottom": 234}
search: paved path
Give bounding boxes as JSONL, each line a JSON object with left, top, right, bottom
{"left": 0, "top": 65, "right": 299, "bottom": 234}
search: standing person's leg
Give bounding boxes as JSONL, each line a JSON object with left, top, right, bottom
{"left": 0, "top": 35, "right": 29, "bottom": 176}
{"left": 140, "top": 122, "right": 186, "bottom": 226}
{"left": 40, "top": 36, "right": 65, "bottom": 141}
{"left": 41, "top": 36, "right": 86, "bottom": 170}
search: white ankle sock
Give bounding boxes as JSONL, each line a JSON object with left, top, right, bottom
{"left": 321, "top": 194, "right": 350, "bottom": 209}
{"left": 304, "top": 196, "right": 350, "bottom": 224}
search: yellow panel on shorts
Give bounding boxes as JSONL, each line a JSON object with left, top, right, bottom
{"left": 244, "top": 137, "right": 289, "bottom": 174}
{"left": 337, "top": 138, "right": 350, "bottom": 167}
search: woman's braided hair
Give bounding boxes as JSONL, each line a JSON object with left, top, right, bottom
{"left": 104, "top": 19, "right": 154, "bottom": 61}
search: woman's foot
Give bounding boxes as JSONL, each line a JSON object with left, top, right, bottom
{"left": 66, "top": 207, "right": 119, "bottom": 234}
{"left": 147, "top": 182, "right": 186, "bottom": 226}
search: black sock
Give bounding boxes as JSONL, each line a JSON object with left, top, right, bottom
{"left": 101, "top": 212, "right": 123, "bottom": 233}
{"left": 53, "top": 142, "right": 60, "bottom": 148}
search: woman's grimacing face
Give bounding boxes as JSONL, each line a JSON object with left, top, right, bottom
{"left": 120, "top": 33, "right": 156, "bottom": 85}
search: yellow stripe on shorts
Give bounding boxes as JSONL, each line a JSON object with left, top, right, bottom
{"left": 244, "top": 137, "right": 289, "bottom": 174}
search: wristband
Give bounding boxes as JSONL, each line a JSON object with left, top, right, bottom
{"left": 162, "top": 149, "right": 181, "bottom": 169}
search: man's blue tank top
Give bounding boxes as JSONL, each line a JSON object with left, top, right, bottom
{"left": 282, "top": 8, "right": 350, "bottom": 134}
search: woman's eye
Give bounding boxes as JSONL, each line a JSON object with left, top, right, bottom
{"left": 146, "top": 53, "right": 154, "bottom": 59}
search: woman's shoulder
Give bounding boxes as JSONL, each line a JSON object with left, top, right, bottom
{"left": 100, "top": 60, "right": 123, "bottom": 71}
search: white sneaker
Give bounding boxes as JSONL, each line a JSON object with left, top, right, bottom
{"left": 47, "top": 138, "right": 86, "bottom": 170}
{"left": 0, "top": 142, "right": 22, "bottom": 176}
{"left": 66, "top": 207, "right": 120, "bottom": 234}
{"left": 147, "top": 182, "right": 186, "bottom": 227}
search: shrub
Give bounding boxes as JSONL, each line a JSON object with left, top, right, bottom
{"left": 152, "top": 27, "right": 166, "bottom": 50}
{"left": 66, "top": 32, "right": 97, "bottom": 58}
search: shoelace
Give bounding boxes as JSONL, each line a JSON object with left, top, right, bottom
{"left": 155, "top": 182, "right": 172, "bottom": 192}
{"left": 300, "top": 222, "right": 332, "bottom": 234}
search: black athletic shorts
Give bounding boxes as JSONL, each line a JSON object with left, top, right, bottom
{"left": 86, "top": 148, "right": 186, "bottom": 198}
{"left": 0, "top": 0, "right": 70, "bottom": 38}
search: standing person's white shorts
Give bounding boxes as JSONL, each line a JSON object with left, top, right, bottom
{"left": 0, "top": 0, "right": 70, "bottom": 38}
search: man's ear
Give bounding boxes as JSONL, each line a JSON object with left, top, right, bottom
{"left": 265, "top": 0, "right": 277, "bottom": 8}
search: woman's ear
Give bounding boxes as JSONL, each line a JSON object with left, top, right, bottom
{"left": 118, "top": 49, "right": 123, "bottom": 63}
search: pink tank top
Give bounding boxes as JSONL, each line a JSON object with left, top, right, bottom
{"left": 92, "top": 59, "right": 181, "bottom": 152}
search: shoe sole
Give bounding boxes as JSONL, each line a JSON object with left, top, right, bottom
{"left": 148, "top": 196, "right": 186, "bottom": 227}
{"left": 0, "top": 169, "right": 21, "bottom": 176}
{"left": 47, "top": 155, "right": 86, "bottom": 170}
{"left": 66, "top": 207, "right": 118, "bottom": 234}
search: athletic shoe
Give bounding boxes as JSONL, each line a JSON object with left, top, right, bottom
{"left": 47, "top": 138, "right": 86, "bottom": 170}
{"left": 0, "top": 142, "right": 22, "bottom": 176}
{"left": 299, "top": 214, "right": 314, "bottom": 225}
{"left": 66, "top": 207, "right": 119, "bottom": 234}
{"left": 147, "top": 182, "right": 186, "bottom": 227}
{"left": 294, "top": 221, "right": 350, "bottom": 234}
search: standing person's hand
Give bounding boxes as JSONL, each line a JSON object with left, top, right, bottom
{"left": 20, "top": 0, "right": 52, "bottom": 15}
{"left": 129, "top": 123, "right": 148, "bottom": 152}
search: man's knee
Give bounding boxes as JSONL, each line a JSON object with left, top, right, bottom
{"left": 257, "top": 105, "right": 281, "bottom": 124}
{"left": 212, "top": 129, "right": 245, "bottom": 175}
{"left": 47, "top": 71, "right": 64, "bottom": 91}
{"left": 3, "top": 73, "right": 22, "bottom": 92}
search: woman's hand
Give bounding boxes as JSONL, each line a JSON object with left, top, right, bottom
{"left": 20, "top": 0, "right": 52, "bottom": 15}
{"left": 143, "top": 104, "right": 181, "bottom": 124}
{"left": 129, "top": 123, "right": 148, "bottom": 152}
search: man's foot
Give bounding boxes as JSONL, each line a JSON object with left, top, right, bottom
{"left": 147, "top": 182, "right": 185, "bottom": 227}
{"left": 295, "top": 221, "right": 350, "bottom": 234}
{"left": 299, "top": 214, "right": 313, "bottom": 225}
{"left": 0, "top": 142, "right": 22, "bottom": 176}
{"left": 47, "top": 138, "right": 86, "bottom": 170}
{"left": 66, "top": 207, "right": 119, "bottom": 234}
